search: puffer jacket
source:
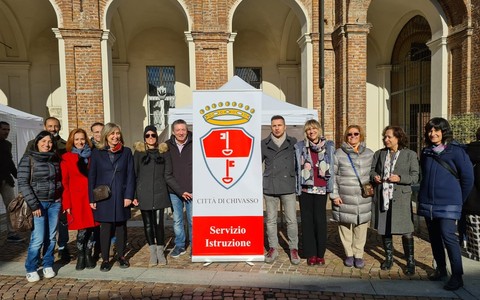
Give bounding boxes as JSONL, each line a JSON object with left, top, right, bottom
{"left": 330, "top": 142, "right": 374, "bottom": 225}
{"left": 418, "top": 141, "right": 474, "bottom": 220}
{"left": 133, "top": 141, "right": 184, "bottom": 210}
{"left": 17, "top": 151, "right": 62, "bottom": 211}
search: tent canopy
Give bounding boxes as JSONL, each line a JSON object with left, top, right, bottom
{"left": 0, "top": 103, "right": 43, "bottom": 164}
{"left": 168, "top": 76, "right": 318, "bottom": 139}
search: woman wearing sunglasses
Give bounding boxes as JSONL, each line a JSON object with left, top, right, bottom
{"left": 132, "top": 125, "right": 184, "bottom": 266}
{"left": 370, "top": 126, "right": 419, "bottom": 275}
{"left": 330, "top": 125, "right": 374, "bottom": 269}
{"left": 61, "top": 128, "right": 99, "bottom": 271}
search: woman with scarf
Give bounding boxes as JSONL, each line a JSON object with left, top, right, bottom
{"left": 370, "top": 126, "right": 419, "bottom": 275}
{"left": 132, "top": 125, "right": 184, "bottom": 266}
{"left": 330, "top": 125, "right": 374, "bottom": 269}
{"left": 88, "top": 123, "right": 135, "bottom": 272}
{"left": 61, "top": 128, "right": 99, "bottom": 270}
{"left": 418, "top": 117, "right": 473, "bottom": 291}
{"left": 294, "top": 119, "right": 335, "bottom": 265}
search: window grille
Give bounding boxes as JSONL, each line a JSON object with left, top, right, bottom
{"left": 146, "top": 66, "right": 175, "bottom": 131}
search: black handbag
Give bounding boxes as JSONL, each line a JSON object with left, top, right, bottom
{"left": 93, "top": 164, "right": 117, "bottom": 202}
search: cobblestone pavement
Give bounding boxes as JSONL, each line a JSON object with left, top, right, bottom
{"left": 0, "top": 209, "right": 465, "bottom": 299}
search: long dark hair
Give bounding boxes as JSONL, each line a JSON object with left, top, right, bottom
{"left": 424, "top": 117, "right": 453, "bottom": 146}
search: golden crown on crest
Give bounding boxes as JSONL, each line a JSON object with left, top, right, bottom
{"left": 200, "top": 101, "right": 255, "bottom": 126}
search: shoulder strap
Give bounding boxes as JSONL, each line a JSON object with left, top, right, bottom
{"left": 110, "top": 164, "right": 118, "bottom": 186}
{"left": 346, "top": 153, "right": 363, "bottom": 186}
{"left": 432, "top": 155, "right": 459, "bottom": 179}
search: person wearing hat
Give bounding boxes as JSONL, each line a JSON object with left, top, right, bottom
{"left": 132, "top": 125, "right": 185, "bottom": 266}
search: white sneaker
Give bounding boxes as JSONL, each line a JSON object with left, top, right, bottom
{"left": 26, "top": 271, "right": 40, "bottom": 282}
{"left": 43, "top": 267, "right": 56, "bottom": 279}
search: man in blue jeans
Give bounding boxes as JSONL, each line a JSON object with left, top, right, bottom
{"left": 167, "top": 119, "right": 193, "bottom": 258}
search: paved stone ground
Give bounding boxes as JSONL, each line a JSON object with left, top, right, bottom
{"left": 0, "top": 208, "right": 460, "bottom": 299}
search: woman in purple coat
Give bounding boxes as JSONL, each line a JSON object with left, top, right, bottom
{"left": 88, "top": 123, "right": 135, "bottom": 272}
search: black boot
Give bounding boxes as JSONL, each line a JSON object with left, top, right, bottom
{"left": 58, "top": 247, "right": 71, "bottom": 262}
{"left": 381, "top": 236, "right": 393, "bottom": 270}
{"left": 402, "top": 236, "right": 415, "bottom": 275}
{"left": 75, "top": 249, "right": 86, "bottom": 271}
{"left": 444, "top": 275, "right": 464, "bottom": 291}
{"left": 428, "top": 267, "right": 448, "bottom": 281}
{"left": 85, "top": 248, "right": 96, "bottom": 269}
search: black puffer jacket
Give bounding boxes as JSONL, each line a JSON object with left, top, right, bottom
{"left": 17, "top": 151, "right": 62, "bottom": 211}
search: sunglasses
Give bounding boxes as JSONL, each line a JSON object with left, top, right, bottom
{"left": 145, "top": 133, "right": 157, "bottom": 138}
{"left": 347, "top": 132, "right": 360, "bottom": 137}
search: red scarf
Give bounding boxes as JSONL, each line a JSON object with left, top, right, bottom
{"left": 109, "top": 143, "right": 123, "bottom": 153}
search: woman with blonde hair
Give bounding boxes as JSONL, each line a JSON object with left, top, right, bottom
{"left": 61, "top": 128, "right": 99, "bottom": 270}
{"left": 294, "top": 119, "right": 335, "bottom": 265}
{"left": 330, "top": 125, "right": 374, "bottom": 269}
{"left": 88, "top": 123, "right": 135, "bottom": 272}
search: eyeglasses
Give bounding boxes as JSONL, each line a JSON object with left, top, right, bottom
{"left": 347, "top": 132, "right": 360, "bottom": 137}
{"left": 145, "top": 133, "right": 157, "bottom": 138}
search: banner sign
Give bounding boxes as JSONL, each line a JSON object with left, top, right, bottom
{"left": 192, "top": 90, "right": 263, "bottom": 262}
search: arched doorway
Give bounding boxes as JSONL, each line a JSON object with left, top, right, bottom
{"left": 390, "top": 16, "right": 432, "bottom": 154}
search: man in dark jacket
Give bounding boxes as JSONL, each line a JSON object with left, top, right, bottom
{"left": 0, "top": 121, "right": 23, "bottom": 243}
{"left": 25, "top": 117, "right": 69, "bottom": 261}
{"left": 167, "top": 119, "right": 193, "bottom": 258}
{"left": 261, "top": 115, "right": 299, "bottom": 264}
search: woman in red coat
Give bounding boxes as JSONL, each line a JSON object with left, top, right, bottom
{"left": 61, "top": 128, "right": 99, "bottom": 270}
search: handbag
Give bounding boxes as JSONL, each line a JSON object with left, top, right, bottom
{"left": 346, "top": 153, "right": 374, "bottom": 198}
{"left": 8, "top": 156, "right": 33, "bottom": 231}
{"left": 92, "top": 164, "right": 117, "bottom": 202}
{"left": 8, "top": 193, "right": 33, "bottom": 232}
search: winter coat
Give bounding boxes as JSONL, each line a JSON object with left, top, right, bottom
{"left": 370, "top": 148, "right": 419, "bottom": 234}
{"left": 464, "top": 141, "right": 480, "bottom": 215}
{"left": 133, "top": 142, "right": 184, "bottom": 210}
{"left": 61, "top": 152, "right": 98, "bottom": 230}
{"left": 0, "top": 139, "right": 16, "bottom": 186}
{"left": 294, "top": 139, "right": 335, "bottom": 195}
{"left": 418, "top": 142, "right": 474, "bottom": 220}
{"left": 88, "top": 146, "right": 136, "bottom": 223}
{"left": 261, "top": 134, "right": 297, "bottom": 195}
{"left": 330, "top": 142, "right": 374, "bottom": 225}
{"left": 17, "top": 151, "right": 62, "bottom": 211}
{"left": 166, "top": 132, "right": 193, "bottom": 195}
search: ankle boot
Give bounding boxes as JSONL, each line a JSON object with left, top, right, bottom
{"left": 157, "top": 245, "right": 167, "bottom": 265}
{"left": 381, "top": 236, "right": 393, "bottom": 270}
{"left": 428, "top": 267, "right": 448, "bottom": 281}
{"left": 85, "top": 248, "right": 96, "bottom": 269}
{"left": 148, "top": 245, "right": 157, "bottom": 267}
{"left": 402, "top": 236, "right": 415, "bottom": 275}
{"left": 76, "top": 249, "right": 86, "bottom": 271}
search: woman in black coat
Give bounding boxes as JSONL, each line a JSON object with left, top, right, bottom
{"left": 88, "top": 123, "right": 135, "bottom": 272}
{"left": 132, "top": 125, "right": 184, "bottom": 266}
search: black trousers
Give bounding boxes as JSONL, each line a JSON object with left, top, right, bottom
{"left": 100, "top": 222, "right": 126, "bottom": 261}
{"left": 140, "top": 209, "right": 165, "bottom": 245}
{"left": 299, "top": 193, "right": 327, "bottom": 258}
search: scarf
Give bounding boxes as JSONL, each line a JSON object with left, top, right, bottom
{"left": 108, "top": 143, "right": 123, "bottom": 153}
{"left": 299, "top": 138, "right": 331, "bottom": 187}
{"left": 142, "top": 148, "right": 165, "bottom": 165}
{"left": 432, "top": 143, "right": 446, "bottom": 154}
{"left": 381, "top": 149, "right": 400, "bottom": 211}
{"left": 71, "top": 144, "right": 92, "bottom": 163}
{"left": 271, "top": 133, "right": 286, "bottom": 148}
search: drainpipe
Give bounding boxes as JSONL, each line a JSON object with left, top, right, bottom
{"left": 320, "top": 0, "right": 325, "bottom": 133}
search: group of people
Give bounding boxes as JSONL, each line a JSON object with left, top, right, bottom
{"left": 8, "top": 117, "right": 193, "bottom": 282}
{"left": 262, "top": 116, "right": 475, "bottom": 291}
{"left": 1, "top": 114, "right": 476, "bottom": 291}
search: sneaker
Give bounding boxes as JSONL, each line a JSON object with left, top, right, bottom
{"left": 265, "top": 248, "right": 278, "bottom": 264}
{"left": 354, "top": 258, "right": 365, "bottom": 269}
{"left": 344, "top": 256, "right": 354, "bottom": 267}
{"left": 170, "top": 247, "right": 186, "bottom": 258}
{"left": 7, "top": 234, "right": 25, "bottom": 243}
{"left": 42, "top": 267, "right": 56, "bottom": 279}
{"left": 26, "top": 272, "right": 40, "bottom": 282}
{"left": 290, "top": 249, "right": 300, "bottom": 265}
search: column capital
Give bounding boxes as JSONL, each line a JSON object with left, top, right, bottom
{"left": 51, "top": 28, "right": 104, "bottom": 40}
{"left": 184, "top": 31, "right": 194, "bottom": 43}
{"left": 297, "top": 33, "right": 312, "bottom": 48}
{"left": 376, "top": 64, "right": 392, "bottom": 71}
{"left": 426, "top": 36, "right": 447, "bottom": 52}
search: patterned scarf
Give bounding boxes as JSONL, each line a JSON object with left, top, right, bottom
{"left": 381, "top": 150, "right": 400, "bottom": 211}
{"left": 299, "top": 138, "right": 331, "bottom": 186}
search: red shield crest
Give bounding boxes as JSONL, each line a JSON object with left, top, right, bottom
{"left": 200, "top": 128, "right": 254, "bottom": 189}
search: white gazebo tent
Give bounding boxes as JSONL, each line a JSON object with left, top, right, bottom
{"left": 168, "top": 76, "right": 318, "bottom": 140}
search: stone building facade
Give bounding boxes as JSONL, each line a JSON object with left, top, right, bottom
{"left": 0, "top": 0, "right": 477, "bottom": 150}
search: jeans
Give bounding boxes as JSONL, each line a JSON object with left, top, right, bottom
{"left": 170, "top": 193, "right": 192, "bottom": 249}
{"left": 264, "top": 193, "right": 298, "bottom": 250}
{"left": 25, "top": 201, "right": 61, "bottom": 272}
